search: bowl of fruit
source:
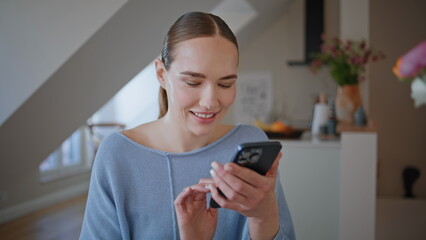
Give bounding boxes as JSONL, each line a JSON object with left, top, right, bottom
{"left": 254, "top": 119, "right": 305, "bottom": 139}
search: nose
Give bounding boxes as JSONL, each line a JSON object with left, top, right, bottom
{"left": 199, "top": 85, "right": 219, "bottom": 110}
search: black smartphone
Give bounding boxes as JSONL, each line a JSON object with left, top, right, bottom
{"left": 210, "top": 141, "right": 282, "bottom": 208}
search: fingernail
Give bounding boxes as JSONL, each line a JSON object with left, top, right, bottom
{"left": 224, "top": 164, "right": 233, "bottom": 171}
{"left": 211, "top": 161, "right": 219, "bottom": 170}
{"left": 210, "top": 169, "right": 216, "bottom": 177}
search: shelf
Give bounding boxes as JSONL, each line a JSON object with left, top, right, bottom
{"left": 337, "top": 121, "right": 377, "bottom": 133}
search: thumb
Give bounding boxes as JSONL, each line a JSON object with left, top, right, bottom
{"left": 208, "top": 206, "right": 219, "bottom": 217}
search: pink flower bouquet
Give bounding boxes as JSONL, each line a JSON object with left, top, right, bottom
{"left": 311, "top": 36, "right": 385, "bottom": 86}
{"left": 393, "top": 41, "right": 426, "bottom": 107}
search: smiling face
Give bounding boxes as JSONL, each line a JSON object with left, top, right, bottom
{"left": 156, "top": 36, "right": 238, "bottom": 137}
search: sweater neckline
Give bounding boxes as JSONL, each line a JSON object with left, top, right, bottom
{"left": 115, "top": 124, "right": 242, "bottom": 156}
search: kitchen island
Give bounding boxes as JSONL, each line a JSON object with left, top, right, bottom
{"left": 276, "top": 131, "right": 377, "bottom": 240}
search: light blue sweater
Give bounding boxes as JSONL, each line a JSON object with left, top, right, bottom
{"left": 80, "top": 124, "right": 295, "bottom": 239}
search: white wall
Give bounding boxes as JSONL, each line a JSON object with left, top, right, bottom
{"left": 233, "top": 0, "right": 339, "bottom": 127}
{"left": 0, "top": 0, "right": 221, "bottom": 220}
{"left": 0, "top": 0, "right": 128, "bottom": 125}
{"left": 235, "top": 0, "right": 426, "bottom": 199}
{"left": 370, "top": 0, "right": 426, "bottom": 197}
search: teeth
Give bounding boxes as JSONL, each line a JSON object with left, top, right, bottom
{"left": 194, "top": 112, "right": 215, "bottom": 119}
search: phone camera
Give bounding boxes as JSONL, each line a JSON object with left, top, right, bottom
{"left": 248, "top": 152, "right": 260, "bottom": 163}
{"left": 238, "top": 148, "right": 262, "bottom": 165}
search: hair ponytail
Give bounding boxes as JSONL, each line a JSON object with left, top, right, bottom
{"left": 158, "top": 87, "right": 168, "bottom": 119}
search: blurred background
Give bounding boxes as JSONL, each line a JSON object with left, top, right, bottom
{"left": 0, "top": 0, "right": 425, "bottom": 239}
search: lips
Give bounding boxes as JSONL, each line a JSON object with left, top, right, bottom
{"left": 193, "top": 112, "right": 215, "bottom": 119}
{"left": 190, "top": 111, "right": 218, "bottom": 123}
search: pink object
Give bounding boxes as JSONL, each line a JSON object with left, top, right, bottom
{"left": 398, "top": 41, "right": 426, "bottom": 78}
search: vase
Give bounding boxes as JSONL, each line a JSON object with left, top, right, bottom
{"left": 411, "top": 75, "right": 426, "bottom": 108}
{"left": 335, "top": 85, "right": 362, "bottom": 124}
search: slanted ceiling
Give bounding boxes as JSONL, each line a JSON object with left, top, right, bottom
{"left": 0, "top": 0, "right": 292, "bottom": 205}
{"left": 0, "top": 0, "right": 219, "bottom": 191}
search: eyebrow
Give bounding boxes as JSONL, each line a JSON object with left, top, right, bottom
{"left": 179, "top": 71, "right": 238, "bottom": 80}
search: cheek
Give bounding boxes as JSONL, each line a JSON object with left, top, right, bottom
{"left": 221, "top": 89, "right": 236, "bottom": 108}
{"left": 172, "top": 86, "right": 197, "bottom": 108}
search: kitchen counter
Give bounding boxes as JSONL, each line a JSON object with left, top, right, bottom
{"left": 271, "top": 132, "right": 341, "bottom": 148}
{"left": 275, "top": 131, "right": 377, "bottom": 240}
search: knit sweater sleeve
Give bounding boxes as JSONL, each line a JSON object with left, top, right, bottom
{"left": 273, "top": 172, "right": 296, "bottom": 240}
{"left": 79, "top": 136, "right": 124, "bottom": 240}
{"left": 239, "top": 174, "right": 295, "bottom": 240}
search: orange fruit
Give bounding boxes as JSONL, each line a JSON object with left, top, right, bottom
{"left": 270, "top": 121, "right": 286, "bottom": 132}
{"left": 270, "top": 121, "right": 294, "bottom": 133}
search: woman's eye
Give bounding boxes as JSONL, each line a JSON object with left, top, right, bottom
{"left": 186, "top": 81, "right": 200, "bottom": 87}
{"left": 219, "top": 82, "right": 234, "bottom": 89}
{"left": 219, "top": 84, "right": 231, "bottom": 88}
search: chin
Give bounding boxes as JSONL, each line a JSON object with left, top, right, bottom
{"left": 185, "top": 110, "right": 224, "bottom": 135}
{"left": 190, "top": 119, "right": 224, "bottom": 138}
{"left": 188, "top": 123, "right": 217, "bottom": 137}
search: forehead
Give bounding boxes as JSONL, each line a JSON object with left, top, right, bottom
{"left": 170, "top": 36, "right": 238, "bottom": 74}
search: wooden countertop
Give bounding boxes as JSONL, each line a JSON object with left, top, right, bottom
{"left": 336, "top": 121, "right": 377, "bottom": 133}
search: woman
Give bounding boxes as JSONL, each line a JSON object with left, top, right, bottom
{"left": 80, "top": 12, "right": 295, "bottom": 240}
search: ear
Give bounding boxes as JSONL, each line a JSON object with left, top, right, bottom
{"left": 155, "top": 58, "right": 167, "bottom": 89}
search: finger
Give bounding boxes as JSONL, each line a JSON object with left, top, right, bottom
{"left": 210, "top": 165, "right": 253, "bottom": 201}
{"left": 188, "top": 184, "right": 210, "bottom": 202}
{"left": 208, "top": 205, "right": 219, "bottom": 217}
{"left": 266, "top": 152, "right": 282, "bottom": 177}
{"left": 184, "top": 184, "right": 210, "bottom": 202}
{"left": 213, "top": 162, "right": 260, "bottom": 195}
{"left": 208, "top": 184, "right": 239, "bottom": 211}
{"left": 191, "top": 190, "right": 207, "bottom": 201}
{"left": 222, "top": 162, "right": 269, "bottom": 189}
{"left": 188, "top": 184, "right": 211, "bottom": 193}
{"left": 199, "top": 178, "right": 215, "bottom": 185}
{"left": 174, "top": 188, "right": 192, "bottom": 211}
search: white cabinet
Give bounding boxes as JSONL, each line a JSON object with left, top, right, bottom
{"left": 277, "top": 132, "right": 377, "bottom": 240}
{"left": 278, "top": 140, "right": 340, "bottom": 240}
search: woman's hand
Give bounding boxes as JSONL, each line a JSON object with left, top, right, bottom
{"left": 207, "top": 152, "right": 282, "bottom": 240}
{"left": 174, "top": 184, "right": 218, "bottom": 240}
